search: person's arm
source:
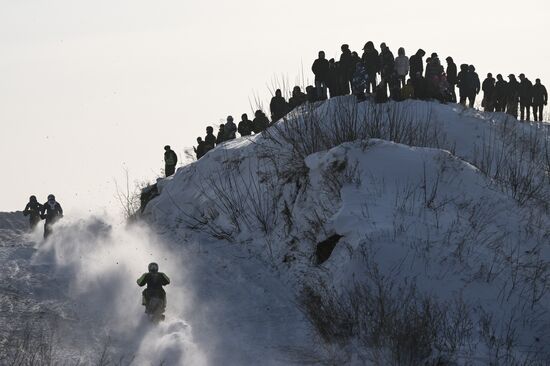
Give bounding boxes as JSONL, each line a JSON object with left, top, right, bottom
{"left": 137, "top": 273, "right": 148, "bottom": 286}
{"left": 161, "top": 273, "right": 170, "bottom": 285}
{"left": 57, "top": 203, "right": 63, "bottom": 217}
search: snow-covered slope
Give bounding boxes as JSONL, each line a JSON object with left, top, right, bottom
{"left": 2, "top": 96, "right": 549, "bottom": 365}
{"left": 144, "top": 96, "right": 550, "bottom": 364}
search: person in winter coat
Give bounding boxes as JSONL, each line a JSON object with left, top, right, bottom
{"left": 238, "top": 113, "right": 253, "bottom": 136}
{"left": 137, "top": 262, "right": 170, "bottom": 315}
{"left": 425, "top": 53, "right": 444, "bottom": 80}
{"left": 506, "top": 74, "right": 520, "bottom": 118}
{"left": 379, "top": 43, "right": 395, "bottom": 82}
{"left": 445, "top": 57, "right": 458, "bottom": 103}
{"left": 204, "top": 126, "right": 216, "bottom": 151}
{"left": 40, "top": 194, "right": 63, "bottom": 239}
{"left": 532, "top": 79, "right": 548, "bottom": 122}
{"left": 409, "top": 49, "right": 426, "bottom": 79}
{"left": 411, "top": 72, "right": 428, "bottom": 100}
{"left": 252, "top": 110, "right": 270, "bottom": 134}
{"left": 194, "top": 137, "right": 206, "bottom": 159}
{"left": 388, "top": 72, "right": 402, "bottom": 101}
{"left": 163, "top": 145, "right": 178, "bottom": 177}
{"left": 224, "top": 116, "right": 237, "bottom": 139}
{"left": 288, "top": 86, "right": 307, "bottom": 110}
{"left": 401, "top": 79, "right": 415, "bottom": 100}
{"left": 493, "top": 74, "right": 508, "bottom": 112}
{"left": 361, "top": 41, "right": 380, "bottom": 93}
{"left": 339, "top": 44, "right": 354, "bottom": 94}
{"left": 327, "top": 59, "right": 342, "bottom": 98}
{"left": 306, "top": 85, "right": 318, "bottom": 103}
{"left": 482, "top": 73, "right": 496, "bottom": 112}
{"left": 270, "top": 89, "right": 289, "bottom": 122}
{"left": 312, "top": 51, "right": 330, "bottom": 100}
{"left": 374, "top": 82, "right": 389, "bottom": 104}
{"left": 216, "top": 124, "right": 227, "bottom": 145}
{"left": 23, "top": 195, "right": 42, "bottom": 230}
{"left": 518, "top": 73, "right": 534, "bottom": 121}
{"left": 458, "top": 64, "right": 479, "bottom": 107}
{"left": 394, "top": 47, "right": 409, "bottom": 88}
{"left": 351, "top": 62, "right": 368, "bottom": 101}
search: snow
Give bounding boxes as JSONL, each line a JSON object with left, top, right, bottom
{"left": 2, "top": 96, "right": 550, "bottom": 364}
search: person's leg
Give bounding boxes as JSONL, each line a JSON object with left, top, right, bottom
{"left": 526, "top": 104, "right": 531, "bottom": 121}
{"left": 520, "top": 103, "right": 525, "bottom": 120}
{"left": 315, "top": 80, "right": 323, "bottom": 99}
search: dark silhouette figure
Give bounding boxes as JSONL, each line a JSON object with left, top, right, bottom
{"left": 362, "top": 41, "right": 380, "bottom": 93}
{"left": 238, "top": 113, "right": 253, "bottom": 136}
{"left": 379, "top": 42, "right": 395, "bottom": 82}
{"left": 23, "top": 195, "right": 42, "bottom": 230}
{"left": 374, "top": 82, "right": 389, "bottom": 104}
{"left": 458, "top": 65, "right": 480, "bottom": 107}
{"left": 351, "top": 62, "right": 368, "bottom": 100}
{"left": 327, "top": 59, "right": 343, "bottom": 97}
{"left": 425, "top": 54, "right": 444, "bottom": 99}
{"left": 137, "top": 262, "right": 170, "bottom": 316}
{"left": 401, "top": 79, "right": 415, "bottom": 100}
{"left": 506, "top": 74, "right": 520, "bottom": 118}
{"left": 252, "top": 110, "right": 269, "bottom": 134}
{"left": 194, "top": 137, "right": 206, "bottom": 160}
{"left": 216, "top": 124, "right": 227, "bottom": 145}
{"left": 288, "top": 86, "right": 307, "bottom": 110}
{"left": 394, "top": 47, "right": 409, "bottom": 88}
{"left": 224, "top": 116, "right": 237, "bottom": 139}
{"left": 306, "top": 85, "right": 317, "bottom": 103}
{"left": 312, "top": 51, "right": 329, "bottom": 100}
{"left": 532, "top": 79, "right": 548, "bottom": 122}
{"left": 482, "top": 73, "right": 496, "bottom": 112}
{"left": 204, "top": 126, "right": 216, "bottom": 151}
{"left": 388, "top": 72, "right": 402, "bottom": 101}
{"left": 40, "top": 194, "right": 62, "bottom": 239}
{"left": 446, "top": 57, "right": 458, "bottom": 103}
{"left": 269, "top": 89, "right": 288, "bottom": 122}
{"left": 518, "top": 74, "right": 533, "bottom": 121}
{"left": 411, "top": 72, "right": 428, "bottom": 100}
{"left": 339, "top": 44, "right": 353, "bottom": 94}
{"left": 494, "top": 74, "right": 508, "bottom": 112}
{"left": 164, "top": 145, "right": 177, "bottom": 177}
{"left": 409, "top": 49, "right": 426, "bottom": 79}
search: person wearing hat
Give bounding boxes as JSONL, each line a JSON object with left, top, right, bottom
{"left": 204, "top": 126, "right": 216, "bottom": 151}
{"left": 224, "top": 115, "right": 237, "bottom": 140}
{"left": 163, "top": 145, "right": 178, "bottom": 177}
{"left": 409, "top": 49, "right": 426, "bottom": 79}
{"left": 532, "top": 79, "right": 548, "bottom": 122}
{"left": 23, "top": 195, "right": 43, "bottom": 230}
{"left": 40, "top": 194, "right": 63, "bottom": 239}
{"left": 312, "top": 51, "right": 330, "bottom": 100}
{"left": 518, "top": 73, "right": 534, "bottom": 121}
{"left": 339, "top": 44, "right": 353, "bottom": 94}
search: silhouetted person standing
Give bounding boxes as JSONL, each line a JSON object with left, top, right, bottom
{"left": 238, "top": 113, "right": 253, "bottom": 136}
{"left": 204, "top": 126, "right": 216, "bottom": 151}
{"left": 532, "top": 79, "right": 548, "bottom": 121}
{"left": 194, "top": 137, "right": 206, "bottom": 159}
{"left": 518, "top": 73, "right": 533, "bottom": 121}
{"left": 394, "top": 47, "right": 409, "bottom": 88}
{"left": 494, "top": 74, "right": 508, "bottom": 112}
{"left": 409, "top": 49, "right": 426, "bottom": 79}
{"left": 379, "top": 43, "right": 395, "bottom": 82}
{"left": 40, "top": 194, "right": 62, "bottom": 239}
{"left": 506, "top": 74, "right": 520, "bottom": 118}
{"left": 216, "top": 124, "right": 227, "bottom": 145}
{"left": 163, "top": 145, "right": 177, "bottom": 177}
{"left": 23, "top": 195, "right": 42, "bottom": 230}
{"left": 306, "top": 85, "right": 317, "bottom": 103}
{"left": 327, "top": 59, "right": 342, "bottom": 97}
{"left": 224, "top": 116, "right": 237, "bottom": 139}
{"left": 252, "top": 110, "right": 269, "bottom": 134}
{"left": 339, "top": 44, "right": 353, "bottom": 94}
{"left": 361, "top": 41, "right": 380, "bottom": 93}
{"left": 352, "top": 62, "right": 368, "bottom": 101}
{"left": 270, "top": 89, "right": 288, "bottom": 122}
{"left": 446, "top": 57, "right": 458, "bottom": 103}
{"left": 482, "top": 73, "right": 496, "bottom": 112}
{"left": 312, "top": 51, "right": 330, "bottom": 100}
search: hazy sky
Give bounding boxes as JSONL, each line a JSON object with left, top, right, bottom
{"left": 1, "top": 0, "right": 548, "bottom": 214}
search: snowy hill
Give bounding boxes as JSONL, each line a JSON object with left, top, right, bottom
{"left": 1, "top": 96, "right": 550, "bottom": 365}
{"left": 144, "top": 96, "right": 550, "bottom": 364}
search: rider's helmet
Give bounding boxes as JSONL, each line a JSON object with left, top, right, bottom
{"left": 47, "top": 194, "right": 55, "bottom": 201}
{"left": 30, "top": 195, "right": 37, "bottom": 202}
{"left": 148, "top": 262, "right": 159, "bottom": 273}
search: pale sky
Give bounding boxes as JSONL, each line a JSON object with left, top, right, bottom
{"left": 1, "top": 0, "right": 548, "bottom": 214}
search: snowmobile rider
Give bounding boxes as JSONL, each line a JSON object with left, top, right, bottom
{"left": 40, "top": 194, "right": 63, "bottom": 239}
{"left": 23, "top": 195, "right": 43, "bottom": 230}
{"left": 137, "top": 262, "right": 170, "bottom": 313}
